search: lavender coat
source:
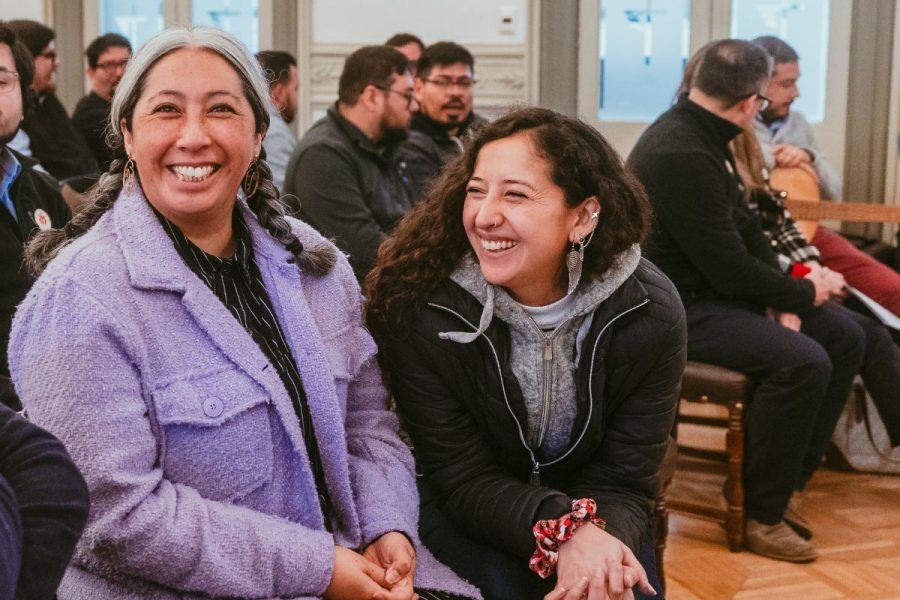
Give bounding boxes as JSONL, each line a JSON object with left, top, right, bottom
{"left": 9, "top": 187, "right": 480, "bottom": 600}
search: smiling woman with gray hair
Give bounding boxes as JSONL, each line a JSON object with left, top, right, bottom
{"left": 9, "top": 26, "right": 478, "bottom": 600}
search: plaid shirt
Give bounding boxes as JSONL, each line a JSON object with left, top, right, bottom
{"left": 746, "top": 184, "right": 822, "bottom": 266}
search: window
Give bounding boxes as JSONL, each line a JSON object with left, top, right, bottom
{"left": 99, "top": 0, "right": 164, "bottom": 51}
{"left": 598, "top": 0, "right": 691, "bottom": 122}
{"left": 192, "top": 0, "right": 260, "bottom": 53}
{"left": 731, "top": 0, "right": 830, "bottom": 122}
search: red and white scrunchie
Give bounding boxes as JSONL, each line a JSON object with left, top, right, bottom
{"left": 528, "top": 498, "right": 606, "bottom": 579}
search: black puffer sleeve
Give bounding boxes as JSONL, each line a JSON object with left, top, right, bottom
{"left": 0, "top": 404, "right": 90, "bottom": 599}
{"left": 387, "top": 324, "right": 571, "bottom": 558}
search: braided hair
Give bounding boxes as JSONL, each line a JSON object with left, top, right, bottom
{"left": 25, "top": 26, "right": 333, "bottom": 277}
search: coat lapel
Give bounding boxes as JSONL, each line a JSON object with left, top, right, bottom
{"left": 246, "top": 207, "right": 358, "bottom": 539}
{"left": 113, "top": 189, "right": 293, "bottom": 411}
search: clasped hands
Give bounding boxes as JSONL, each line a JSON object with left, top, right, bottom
{"left": 324, "top": 531, "right": 418, "bottom": 600}
{"left": 544, "top": 525, "right": 656, "bottom": 600}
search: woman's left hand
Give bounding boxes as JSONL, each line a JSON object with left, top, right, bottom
{"left": 363, "top": 531, "right": 417, "bottom": 596}
{"left": 548, "top": 525, "right": 655, "bottom": 600}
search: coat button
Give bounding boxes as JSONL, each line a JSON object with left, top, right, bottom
{"left": 202, "top": 397, "right": 224, "bottom": 418}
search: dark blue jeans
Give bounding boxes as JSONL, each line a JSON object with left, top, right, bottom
{"left": 683, "top": 298, "right": 865, "bottom": 523}
{"left": 419, "top": 483, "right": 663, "bottom": 600}
{"left": 0, "top": 475, "right": 22, "bottom": 600}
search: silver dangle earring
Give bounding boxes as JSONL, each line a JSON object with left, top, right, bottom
{"left": 566, "top": 236, "right": 585, "bottom": 296}
{"left": 123, "top": 156, "right": 136, "bottom": 194}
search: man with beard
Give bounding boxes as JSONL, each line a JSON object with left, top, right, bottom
{"left": 4, "top": 20, "right": 97, "bottom": 180}
{"left": 0, "top": 25, "right": 69, "bottom": 410}
{"left": 401, "top": 41, "right": 486, "bottom": 199}
{"left": 284, "top": 45, "right": 417, "bottom": 280}
{"left": 71, "top": 33, "right": 131, "bottom": 171}
{"left": 752, "top": 35, "right": 900, "bottom": 317}
{"left": 256, "top": 50, "right": 298, "bottom": 191}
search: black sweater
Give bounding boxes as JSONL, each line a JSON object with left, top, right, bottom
{"left": 628, "top": 96, "right": 815, "bottom": 313}
{"left": 0, "top": 404, "right": 89, "bottom": 599}
{"left": 21, "top": 92, "right": 98, "bottom": 181}
{"left": 1, "top": 151, "right": 70, "bottom": 410}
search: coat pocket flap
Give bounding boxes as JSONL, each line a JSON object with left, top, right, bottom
{"left": 153, "top": 368, "right": 269, "bottom": 426}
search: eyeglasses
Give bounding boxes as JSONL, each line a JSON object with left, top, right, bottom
{"left": 375, "top": 85, "right": 417, "bottom": 108}
{"left": 95, "top": 59, "right": 130, "bottom": 72}
{"left": 37, "top": 50, "right": 57, "bottom": 62}
{"left": 422, "top": 77, "right": 476, "bottom": 90}
{"left": 0, "top": 70, "right": 20, "bottom": 95}
{"left": 756, "top": 93, "right": 771, "bottom": 112}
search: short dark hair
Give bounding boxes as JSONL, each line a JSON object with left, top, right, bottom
{"left": 385, "top": 33, "right": 424, "bottom": 52}
{"left": 416, "top": 41, "right": 474, "bottom": 80}
{"left": 0, "top": 24, "right": 35, "bottom": 110}
{"left": 85, "top": 33, "right": 131, "bottom": 68}
{"left": 752, "top": 35, "right": 799, "bottom": 66}
{"left": 693, "top": 39, "right": 772, "bottom": 107}
{"left": 3, "top": 19, "right": 53, "bottom": 58}
{"left": 256, "top": 50, "right": 296, "bottom": 87}
{"left": 338, "top": 45, "right": 408, "bottom": 105}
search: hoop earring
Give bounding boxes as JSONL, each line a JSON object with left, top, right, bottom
{"left": 123, "top": 156, "right": 136, "bottom": 195}
{"left": 242, "top": 157, "right": 260, "bottom": 198}
{"left": 566, "top": 236, "right": 585, "bottom": 295}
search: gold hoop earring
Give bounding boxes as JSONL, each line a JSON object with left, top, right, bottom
{"left": 242, "top": 157, "right": 260, "bottom": 198}
{"left": 123, "top": 156, "right": 136, "bottom": 194}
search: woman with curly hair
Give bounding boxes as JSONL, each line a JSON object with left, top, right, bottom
{"left": 365, "top": 108, "right": 686, "bottom": 600}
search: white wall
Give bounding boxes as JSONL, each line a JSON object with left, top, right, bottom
{"left": 0, "top": 0, "right": 45, "bottom": 21}
{"left": 312, "top": 0, "right": 528, "bottom": 45}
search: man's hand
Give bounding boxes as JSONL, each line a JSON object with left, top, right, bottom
{"left": 805, "top": 262, "right": 848, "bottom": 300}
{"left": 363, "top": 532, "right": 417, "bottom": 596}
{"left": 804, "top": 267, "right": 832, "bottom": 306}
{"left": 545, "top": 525, "right": 656, "bottom": 600}
{"left": 766, "top": 308, "right": 801, "bottom": 331}
{"left": 773, "top": 144, "right": 814, "bottom": 168}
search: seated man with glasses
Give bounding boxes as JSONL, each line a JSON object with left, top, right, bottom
{"left": 284, "top": 45, "right": 417, "bottom": 280}
{"left": 72, "top": 33, "right": 131, "bottom": 171}
{"left": 628, "top": 39, "right": 868, "bottom": 564}
{"left": 4, "top": 20, "right": 97, "bottom": 180}
{"left": 401, "top": 41, "right": 486, "bottom": 199}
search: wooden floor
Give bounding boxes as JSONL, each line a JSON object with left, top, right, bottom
{"left": 663, "top": 467, "right": 900, "bottom": 599}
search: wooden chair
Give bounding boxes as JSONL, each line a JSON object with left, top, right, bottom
{"left": 667, "top": 361, "right": 750, "bottom": 552}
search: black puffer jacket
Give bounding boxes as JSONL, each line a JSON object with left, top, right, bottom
{"left": 385, "top": 259, "right": 686, "bottom": 558}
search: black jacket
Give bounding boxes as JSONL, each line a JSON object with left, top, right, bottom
{"left": 400, "top": 111, "right": 485, "bottom": 199}
{"left": 71, "top": 92, "right": 114, "bottom": 171}
{"left": 21, "top": 92, "right": 98, "bottom": 181}
{"left": 0, "top": 404, "right": 89, "bottom": 600}
{"left": 284, "top": 105, "right": 414, "bottom": 280}
{"left": 628, "top": 96, "right": 815, "bottom": 313}
{"left": 385, "top": 259, "right": 686, "bottom": 557}
{"left": 1, "top": 150, "right": 70, "bottom": 409}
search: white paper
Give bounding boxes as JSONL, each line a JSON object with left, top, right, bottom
{"left": 849, "top": 287, "right": 900, "bottom": 330}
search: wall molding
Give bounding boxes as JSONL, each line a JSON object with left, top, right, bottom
{"left": 303, "top": 43, "right": 532, "bottom": 127}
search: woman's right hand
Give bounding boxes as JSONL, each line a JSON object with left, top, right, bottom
{"left": 545, "top": 525, "right": 655, "bottom": 600}
{"left": 324, "top": 546, "right": 417, "bottom": 600}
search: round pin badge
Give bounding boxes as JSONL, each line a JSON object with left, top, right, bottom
{"left": 33, "top": 208, "right": 52, "bottom": 231}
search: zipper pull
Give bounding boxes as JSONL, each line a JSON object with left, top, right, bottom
{"left": 529, "top": 462, "right": 541, "bottom": 486}
{"left": 544, "top": 339, "right": 553, "bottom": 361}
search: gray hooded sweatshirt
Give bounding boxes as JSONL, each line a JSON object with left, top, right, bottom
{"left": 440, "top": 244, "right": 642, "bottom": 460}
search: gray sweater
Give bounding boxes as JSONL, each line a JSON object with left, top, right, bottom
{"left": 443, "top": 245, "right": 641, "bottom": 460}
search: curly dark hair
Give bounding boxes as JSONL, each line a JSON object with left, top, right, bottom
{"left": 364, "top": 106, "right": 651, "bottom": 348}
